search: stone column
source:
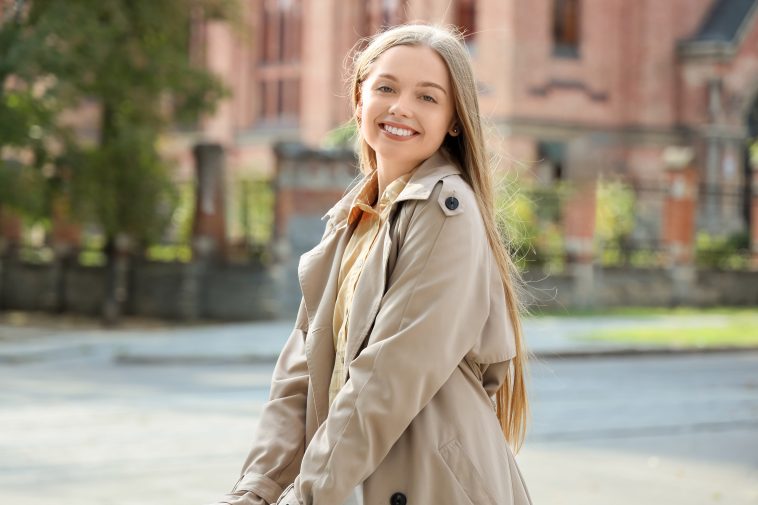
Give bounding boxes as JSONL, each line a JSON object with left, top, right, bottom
{"left": 192, "top": 142, "right": 227, "bottom": 258}
{"left": 562, "top": 180, "right": 597, "bottom": 308}
{"left": 661, "top": 147, "right": 697, "bottom": 303}
{"left": 560, "top": 134, "right": 610, "bottom": 308}
{"left": 181, "top": 143, "right": 227, "bottom": 320}
{"left": 563, "top": 181, "right": 597, "bottom": 265}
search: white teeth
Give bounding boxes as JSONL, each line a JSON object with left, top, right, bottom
{"left": 383, "top": 124, "right": 415, "bottom": 137}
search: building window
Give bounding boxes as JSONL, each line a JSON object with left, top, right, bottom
{"left": 553, "top": 0, "right": 580, "bottom": 58}
{"left": 456, "top": 0, "right": 477, "bottom": 55}
{"left": 258, "top": 0, "right": 302, "bottom": 125}
{"left": 537, "top": 141, "right": 566, "bottom": 183}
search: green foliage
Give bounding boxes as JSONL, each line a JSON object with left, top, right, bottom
{"left": 695, "top": 231, "right": 750, "bottom": 270}
{"left": 749, "top": 138, "right": 758, "bottom": 168}
{"left": 236, "top": 177, "right": 274, "bottom": 246}
{"left": 322, "top": 120, "right": 358, "bottom": 149}
{"left": 171, "top": 181, "right": 197, "bottom": 245}
{"left": 145, "top": 243, "right": 192, "bottom": 263}
{"left": 68, "top": 125, "right": 180, "bottom": 246}
{"left": 78, "top": 234, "right": 107, "bottom": 267}
{"left": 216, "top": 175, "right": 275, "bottom": 264}
{"left": 594, "top": 179, "right": 637, "bottom": 266}
{"left": 0, "top": 160, "right": 48, "bottom": 219}
{"left": 496, "top": 178, "right": 566, "bottom": 272}
{"left": 595, "top": 179, "right": 636, "bottom": 244}
{"left": 0, "top": 0, "right": 240, "bottom": 250}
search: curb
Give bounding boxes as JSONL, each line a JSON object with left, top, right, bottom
{"left": 0, "top": 344, "right": 96, "bottom": 364}
{"left": 109, "top": 345, "right": 758, "bottom": 366}
{"left": 532, "top": 345, "right": 758, "bottom": 360}
{"left": 3, "top": 344, "right": 758, "bottom": 366}
{"left": 113, "top": 352, "right": 281, "bottom": 365}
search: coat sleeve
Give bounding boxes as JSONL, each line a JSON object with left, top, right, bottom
{"left": 288, "top": 180, "right": 493, "bottom": 505}
{"left": 212, "top": 216, "right": 348, "bottom": 505}
{"left": 209, "top": 295, "right": 310, "bottom": 505}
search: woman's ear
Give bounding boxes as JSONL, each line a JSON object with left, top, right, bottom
{"left": 448, "top": 123, "right": 460, "bottom": 137}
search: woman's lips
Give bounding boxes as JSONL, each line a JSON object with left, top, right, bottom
{"left": 379, "top": 122, "right": 419, "bottom": 140}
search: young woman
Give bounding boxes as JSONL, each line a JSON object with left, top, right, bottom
{"left": 211, "top": 23, "right": 532, "bottom": 505}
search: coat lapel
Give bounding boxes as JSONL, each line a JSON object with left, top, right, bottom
{"left": 297, "top": 220, "right": 350, "bottom": 424}
{"left": 342, "top": 150, "right": 463, "bottom": 368}
{"left": 297, "top": 148, "right": 463, "bottom": 419}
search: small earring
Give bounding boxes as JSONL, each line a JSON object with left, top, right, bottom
{"left": 451, "top": 127, "right": 459, "bottom": 135}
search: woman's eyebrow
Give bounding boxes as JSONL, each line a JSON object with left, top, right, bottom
{"left": 376, "top": 73, "right": 448, "bottom": 95}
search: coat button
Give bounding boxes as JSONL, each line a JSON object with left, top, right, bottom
{"left": 390, "top": 492, "right": 407, "bottom": 505}
{"left": 445, "top": 196, "right": 459, "bottom": 210}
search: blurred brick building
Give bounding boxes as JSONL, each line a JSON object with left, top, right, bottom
{"left": 3, "top": 0, "right": 758, "bottom": 315}
{"left": 190, "top": 0, "right": 758, "bottom": 244}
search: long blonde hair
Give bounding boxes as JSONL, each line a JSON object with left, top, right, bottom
{"left": 347, "top": 23, "right": 530, "bottom": 452}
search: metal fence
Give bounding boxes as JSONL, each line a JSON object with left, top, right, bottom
{"left": 506, "top": 177, "right": 752, "bottom": 273}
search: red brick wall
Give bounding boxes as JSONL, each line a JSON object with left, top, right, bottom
{"left": 195, "top": 0, "right": 757, "bottom": 181}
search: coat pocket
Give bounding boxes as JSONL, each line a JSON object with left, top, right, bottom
{"left": 438, "top": 438, "right": 496, "bottom": 505}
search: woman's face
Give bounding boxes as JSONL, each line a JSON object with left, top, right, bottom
{"left": 359, "top": 44, "right": 457, "bottom": 173}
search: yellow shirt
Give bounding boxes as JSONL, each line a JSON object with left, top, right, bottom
{"left": 328, "top": 169, "right": 412, "bottom": 407}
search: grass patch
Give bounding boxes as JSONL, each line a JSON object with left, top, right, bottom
{"left": 584, "top": 314, "right": 758, "bottom": 348}
{"left": 529, "top": 306, "right": 757, "bottom": 319}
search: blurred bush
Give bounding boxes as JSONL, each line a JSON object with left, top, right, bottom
{"left": 497, "top": 179, "right": 566, "bottom": 273}
{"left": 695, "top": 231, "right": 750, "bottom": 270}
{"left": 594, "top": 178, "right": 637, "bottom": 267}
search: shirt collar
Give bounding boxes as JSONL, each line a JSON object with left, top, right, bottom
{"left": 322, "top": 148, "right": 463, "bottom": 228}
{"left": 346, "top": 169, "right": 412, "bottom": 226}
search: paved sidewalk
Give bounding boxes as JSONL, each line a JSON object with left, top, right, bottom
{"left": 1, "top": 311, "right": 756, "bottom": 505}
{"left": 0, "top": 310, "right": 755, "bottom": 365}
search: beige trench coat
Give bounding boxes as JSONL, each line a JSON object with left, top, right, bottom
{"left": 217, "top": 149, "right": 533, "bottom": 505}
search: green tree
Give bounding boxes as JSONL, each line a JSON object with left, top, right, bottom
{"left": 0, "top": 0, "right": 241, "bottom": 322}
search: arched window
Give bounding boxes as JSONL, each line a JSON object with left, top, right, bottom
{"left": 553, "top": 0, "right": 580, "bottom": 58}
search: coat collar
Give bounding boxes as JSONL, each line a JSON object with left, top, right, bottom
{"left": 321, "top": 148, "right": 462, "bottom": 229}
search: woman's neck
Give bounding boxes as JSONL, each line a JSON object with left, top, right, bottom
{"left": 375, "top": 161, "right": 415, "bottom": 201}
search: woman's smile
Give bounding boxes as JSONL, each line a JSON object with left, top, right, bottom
{"left": 379, "top": 122, "right": 419, "bottom": 140}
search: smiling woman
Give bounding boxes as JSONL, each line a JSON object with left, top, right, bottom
{"left": 208, "top": 23, "right": 531, "bottom": 505}
{"left": 357, "top": 45, "right": 460, "bottom": 196}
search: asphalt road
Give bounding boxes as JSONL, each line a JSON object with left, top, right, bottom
{"left": 0, "top": 351, "right": 756, "bottom": 505}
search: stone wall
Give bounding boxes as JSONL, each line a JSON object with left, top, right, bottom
{"left": 0, "top": 257, "right": 278, "bottom": 321}
{"left": 522, "top": 266, "right": 758, "bottom": 311}
{"left": 1, "top": 255, "right": 755, "bottom": 321}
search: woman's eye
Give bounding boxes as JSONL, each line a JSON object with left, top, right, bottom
{"left": 421, "top": 95, "right": 437, "bottom": 103}
{"left": 377, "top": 85, "right": 393, "bottom": 93}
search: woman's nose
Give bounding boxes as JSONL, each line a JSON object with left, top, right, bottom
{"left": 388, "top": 94, "right": 412, "bottom": 117}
